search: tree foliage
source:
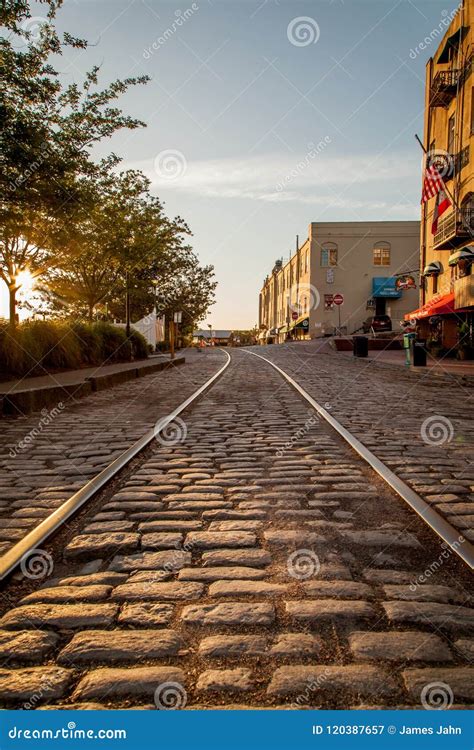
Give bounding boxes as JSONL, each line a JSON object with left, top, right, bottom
{"left": 0, "top": 0, "right": 216, "bottom": 330}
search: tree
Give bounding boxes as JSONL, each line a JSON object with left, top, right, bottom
{"left": 0, "top": 1, "right": 149, "bottom": 325}
{"left": 45, "top": 171, "right": 194, "bottom": 325}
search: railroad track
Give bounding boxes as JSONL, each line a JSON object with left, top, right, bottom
{"left": 0, "top": 347, "right": 472, "bottom": 710}
{"left": 1, "top": 348, "right": 472, "bottom": 581}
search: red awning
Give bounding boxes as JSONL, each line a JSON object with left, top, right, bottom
{"left": 404, "top": 292, "right": 456, "bottom": 321}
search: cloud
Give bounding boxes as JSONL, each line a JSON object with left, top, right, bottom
{"left": 127, "top": 150, "right": 420, "bottom": 214}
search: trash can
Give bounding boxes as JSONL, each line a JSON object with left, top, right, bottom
{"left": 403, "top": 333, "right": 415, "bottom": 366}
{"left": 410, "top": 338, "right": 427, "bottom": 367}
{"left": 353, "top": 336, "right": 369, "bottom": 358}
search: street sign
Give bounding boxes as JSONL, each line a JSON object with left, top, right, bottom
{"left": 333, "top": 293, "right": 344, "bottom": 306}
{"left": 291, "top": 311, "right": 298, "bottom": 320}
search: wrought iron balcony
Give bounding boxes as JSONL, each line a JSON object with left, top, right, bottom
{"left": 433, "top": 207, "right": 474, "bottom": 250}
{"left": 430, "top": 69, "right": 461, "bottom": 107}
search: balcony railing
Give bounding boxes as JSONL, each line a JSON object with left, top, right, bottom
{"left": 428, "top": 146, "right": 470, "bottom": 182}
{"left": 430, "top": 69, "right": 461, "bottom": 107}
{"left": 433, "top": 207, "right": 474, "bottom": 250}
{"left": 454, "top": 271, "right": 474, "bottom": 309}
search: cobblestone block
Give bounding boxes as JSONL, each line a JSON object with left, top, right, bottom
{"left": 0, "top": 604, "right": 118, "bottom": 630}
{"left": 301, "top": 581, "right": 373, "bottom": 599}
{"left": 196, "top": 668, "right": 253, "bottom": 693}
{"left": 198, "top": 635, "right": 267, "bottom": 657}
{"left": 267, "top": 665, "right": 398, "bottom": 699}
{"left": 20, "top": 585, "right": 112, "bottom": 605}
{"left": 181, "top": 602, "right": 275, "bottom": 626}
{"left": 58, "top": 629, "right": 183, "bottom": 664}
{"left": 209, "top": 580, "right": 287, "bottom": 597}
{"left": 349, "top": 631, "right": 453, "bottom": 663}
{"left": 285, "top": 600, "right": 376, "bottom": 623}
{"left": 64, "top": 533, "right": 139, "bottom": 559}
{"left": 0, "top": 667, "right": 72, "bottom": 704}
{"left": 383, "top": 601, "right": 474, "bottom": 631}
{"left": 112, "top": 581, "right": 203, "bottom": 601}
{"left": 0, "top": 630, "right": 59, "bottom": 664}
{"left": 202, "top": 549, "right": 271, "bottom": 567}
{"left": 118, "top": 602, "right": 174, "bottom": 627}
{"left": 402, "top": 667, "right": 474, "bottom": 702}
{"left": 178, "top": 567, "right": 266, "bottom": 581}
{"left": 72, "top": 666, "right": 186, "bottom": 701}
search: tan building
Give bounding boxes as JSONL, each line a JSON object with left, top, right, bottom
{"left": 259, "top": 221, "right": 420, "bottom": 343}
{"left": 408, "top": 0, "right": 473, "bottom": 355}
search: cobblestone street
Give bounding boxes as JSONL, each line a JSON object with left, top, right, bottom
{"left": 0, "top": 349, "right": 472, "bottom": 710}
{"left": 0, "top": 351, "right": 223, "bottom": 555}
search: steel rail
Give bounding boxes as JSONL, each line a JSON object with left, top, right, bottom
{"left": 0, "top": 350, "right": 231, "bottom": 581}
{"left": 244, "top": 349, "right": 474, "bottom": 569}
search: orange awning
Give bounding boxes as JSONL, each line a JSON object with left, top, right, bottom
{"left": 404, "top": 292, "right": 456, "bottom": 321}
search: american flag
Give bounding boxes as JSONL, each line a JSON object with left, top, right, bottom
{"left": 421, "top": 163, "right": 445, "bottom": 203}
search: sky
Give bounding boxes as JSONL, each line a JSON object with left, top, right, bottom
{"left": 2, "top": 0, "right": 456, "bottom": 327}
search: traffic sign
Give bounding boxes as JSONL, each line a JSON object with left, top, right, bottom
{"left": 333, "top": 293, "right": 344, "bottom": 306}
{"left": 291, "top": 311, "right": 298, "bottom": 320}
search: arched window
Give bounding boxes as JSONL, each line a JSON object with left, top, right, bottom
{"left": 373, "top": 241, "right": 391, "bottom": 266}
{"left": 320, "top": 242, "right": 337, "bottom": 267}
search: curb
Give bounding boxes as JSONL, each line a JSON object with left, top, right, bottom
{"left": 0, "top": 357, "right": 185, "bottom": 417}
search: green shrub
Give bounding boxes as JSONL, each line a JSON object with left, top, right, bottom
{"left": 93, "top": 322, "right": 131, "bottom": 363}
{"left": 70, "top": 322, "right": 102, "bottom": 365}
{"left": 0, "top": 320, "right": 148, "bottom": 378}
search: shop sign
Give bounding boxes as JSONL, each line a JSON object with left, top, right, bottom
{"left": 396, "top": 275, "right": 416, "bottom": 290}
{"left": 324, "top": 294, "right": 334, "bottom": 310}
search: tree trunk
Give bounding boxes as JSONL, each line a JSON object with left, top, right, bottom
{"left": 88, "top": 302, "right": 94, "bottom": 322}
{"left": 9, "top": 285, "right": 17, "bottom": 328}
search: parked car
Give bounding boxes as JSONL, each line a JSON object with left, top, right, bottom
{"left": 362, "top": 314, "right": 392, "bottom": 333}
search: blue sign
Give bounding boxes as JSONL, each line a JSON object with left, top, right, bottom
{"left": 372, "top": 277, "right": 402, "bottom": 298}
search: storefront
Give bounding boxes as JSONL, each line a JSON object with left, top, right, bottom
{"left": 371, "top": 277, "right": 401, "bottom": 315}
{"left": 289, "top": 316, "right": 310, "bottom": 341}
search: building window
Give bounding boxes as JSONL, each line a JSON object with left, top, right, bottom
{"left": 305, "top": 251, "right": 308, "bottom": 273}
{"left": 432, "top": 274, "right": 438, "bottom": 294}
{"left": 373, "top": 242, "right": 391, "bottom": 266}
{"left": 303, "top": 296, "right": 308, "bottom": 314}
{"left": 320, "top": 243, "right": 337, "bottom": 267}
{"left": 472, "top": 88, "right": 474, "bottom": 134}
{"left": 448, "top": 113, "right": 455, "bottom": 154}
